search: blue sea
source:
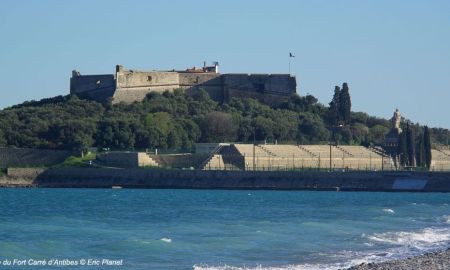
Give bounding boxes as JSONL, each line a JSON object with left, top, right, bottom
{"left": 1, "top": 189, "right": 450, "bottom": 270}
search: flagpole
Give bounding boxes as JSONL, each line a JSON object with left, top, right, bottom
{"left": 289, "top": 55, "right": 291, "bottom": 75}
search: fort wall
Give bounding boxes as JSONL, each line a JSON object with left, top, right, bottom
{"left": 70, "top": 74, "right": 116, "bottom": 102}
{"left": 96, "top": 152, "right": 159, "bottom": 168}
{"left": 70, "top": 65, "right": 297, "bottom": 105}
{"left": 4, "top": 168, "right": 450, "bottom": 192}
{"left": 0, "top": 147, "right": 73, "bottom": 168}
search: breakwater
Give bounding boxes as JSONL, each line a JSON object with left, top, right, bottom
{"left": 1, "top": 167, "right": 450, "bottom": 191}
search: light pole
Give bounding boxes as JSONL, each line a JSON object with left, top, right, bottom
{"left": 329, "top": 124, "right": 342, "bottom": 172}
{"left": 253, "top": 127, "right": 256, "bottom": 171}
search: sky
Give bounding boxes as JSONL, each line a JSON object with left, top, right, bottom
{"left": 0, "top": 0, "right": 449, "bottom": 128}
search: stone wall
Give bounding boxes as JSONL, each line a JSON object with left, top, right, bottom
{"left": 96, "top": 152, "right": 159, "bottom": 168}
{"left": 70, "top": 66, "right": 297, "bottom": 105}
{"left": 223, "top": 74, "right": 295, "bottom": 105}
{"left": 150, "top": 153, "right": 210, "bottom": 169}
{"left": 0, "top": 147, "right": 73, "bottom": 168}
{"left": 9, "top": 167, "right": 450, "bottom": 192}
{"left": 6, "top": 167, "right": 46, "bottom": 178}
{"left": 179, "top": 73, "right": 224, "bottom": 101}
{"left": 70, "top": 74, "right": 116, "bottom": 102}
{"left": 113, "top": 69, "right": 180, "bottom": 104}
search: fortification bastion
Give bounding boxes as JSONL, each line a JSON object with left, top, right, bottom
{"left": 70, "top": 63, "right": 297, "bottom": 105}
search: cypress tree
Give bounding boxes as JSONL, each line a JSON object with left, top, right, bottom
{"left": 424, "top": 126, "right": 432, "bottom": 169}
{"left": 406, "top": 124, "right": 416, "bottom": 167}
{"left": 399, "top": 130, "right": 408, "bottom": 167}
{"left": 417, "top": 133, "right": 425, "bottom": 168}
{"left": 328, "top": 86, "right": 341, "bottom": 126}
{"left": 339, "top": 83, "right": 351, "bottom": 125}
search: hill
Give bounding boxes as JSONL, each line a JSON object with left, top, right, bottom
{"left": 0, "top": 87, "right": 448, "bottom": 155}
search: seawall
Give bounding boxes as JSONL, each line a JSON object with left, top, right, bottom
{"left": 2, "top": 168, "right": 450, "bottom": 192}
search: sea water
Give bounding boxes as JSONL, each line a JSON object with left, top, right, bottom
{"left": 0, "top": 189, "right": 450, "bottom": 270}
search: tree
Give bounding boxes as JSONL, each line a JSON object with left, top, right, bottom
{"left": 299, "top": 112, "right": 330, "bottom": 143}
{"left": 416, "top": 133, "right": 425, "bottom": 168}
{"left": 328, "top": 86, "right": 341, "bottom": 125}
{"left": 339, "top": 82, "right": 351, "bottom": 125}
{"left": 406, "top": 124, "right": 416, "bottom": 167}
{"left": 424, "top": 126, "right": 432, "bottom": 169}
{"left": 0, "top": 129, "right": 6, "bottom": 146}
{"left": 350, "top": 123, "right": 369, "bottom": 145}
{"left": 200, "top": 112, "right": 238, "bottom": 142}
{"left": 399, "top": 130, "right": 408, "bottom": 167}
{"left": 253, "top": 116, "right": 274, "bottom": 142}
{"left": 369, "top": 125, "right": 389, "bottom": 145}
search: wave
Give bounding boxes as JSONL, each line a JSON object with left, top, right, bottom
{"left": 382, "top": 208, "right": 395, "bottom": 214}
{"left": 368, "top": 227, "right": 450, "bottom": 249}
{"left": 442, "top": 215, "right": 450, "bottom": 224}
{"left": 160, "top": 237, "right": 172, "bottom": 243}
{"left": 194, "top": 226, "right": 450, "bottom": 270}
{"left": 192, "top": 249, "right": 404, "bottom": 270}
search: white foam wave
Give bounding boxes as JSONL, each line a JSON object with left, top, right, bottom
{"left": 368, "top": 227, "right": 450, "bottom": 249}
{"left": 193, "top": 264, "right": 345, "bottom": 270}
{"left": 160, "top": 237, "right": 172, "bottom": 243}
{"left": 382, "top": 208, "right": 395, "bottom": 214}
{"left": 194, "top": 226, "right": 450, "bottom": 270}
{"left": 443, "top": 215, "right": 450, "bottom": 224}
{"left": 193, "top": 255, "right": 391, "bottom": 270}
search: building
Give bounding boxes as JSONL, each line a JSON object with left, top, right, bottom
{"left": 70, "top": 63, "right": 297, "bottom": 105}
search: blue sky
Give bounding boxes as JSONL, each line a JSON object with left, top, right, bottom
{"left": 0, "top": 0, "right": 449, "bottom": 128}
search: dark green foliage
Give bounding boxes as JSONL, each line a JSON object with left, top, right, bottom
{"left": 0, "top": 88, "right": 448, "bottom": 155}
{"left": 350, "top": 123, "right": 369, "bottom": 145}
{"left": 406, "top": 124, "right": 416, "bottom": 167}
{"left": 424, "top": 126, "right": 432, "bottom": 169}
{"left": 328, "top": 83, "right": 351, "bottom": 126}
{"left": 369, "top": 125, "right": 390, "bottom": 145}
{"left": 416, "top": 133, "right": 425, "bottom": 168}
{"left": 200, "top": 112, "right": 238, "bottom": 143}
{"left": 429, "top": 127, "right": 450, "bottom": 146}
{"left": 328, "top": 86, "right": 341, "bottom": 125}
{"left": 399, "top": 129, "right": 408, "bottom": 166}
{"left": 0, "top": 129, "right": 6, "bottom": 146}
{"left": 339, "top": 83, "right": 352, "bottom": 125}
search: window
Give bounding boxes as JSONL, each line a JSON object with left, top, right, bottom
{"left": 147, "top": 76, "right": 152, "bottom": 82}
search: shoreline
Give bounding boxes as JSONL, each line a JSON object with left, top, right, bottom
{"left": 346, "top": 248, "right": 450, "bottom": 270}
{"left": 1, "top": 167, "right": 450, "bottom": 191}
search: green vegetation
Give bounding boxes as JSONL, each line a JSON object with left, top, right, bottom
{"left": 328, "top": 83, "right": 352, "bottom": 126}
{"left": 58, "top": 152, "right": 96, "bottom": 167}
{"left": 0, "top": 85, "right": 449, "bottom": 155}
{"left": 400, "top": 124, "right": 433, "bottom": 169}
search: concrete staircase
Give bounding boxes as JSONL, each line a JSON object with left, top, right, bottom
{"left": 335, "top": 146, "right": 354, "bottom": 157}
{"left": 297, "top": 145, "right": 318, "bottom": 158}
{"left": 257, "top": 145, "right": 277, "bottom": 157}
{"left": 139, "top": 153, "right": 160, "bottom": 167}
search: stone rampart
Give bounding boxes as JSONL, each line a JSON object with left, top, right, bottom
{"left": 70, "top": 65, "right": 297, "bottom": 105}
{"left": 4, "top": 168, "right": 449, "bottom": 192}
{"left": 0, "top": 147, "right": 73, "bottom": 168}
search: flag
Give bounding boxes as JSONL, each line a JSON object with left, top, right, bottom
{"left": 289, "top": 52, "right": 295, "bottom": 58}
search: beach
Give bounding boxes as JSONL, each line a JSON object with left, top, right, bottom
{"left": 347, "top": 248, "right": 450, "bottom": 270}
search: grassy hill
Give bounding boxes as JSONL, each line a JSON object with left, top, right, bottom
{"left": 0, "top": 88, "right": 448, "bottom": 155}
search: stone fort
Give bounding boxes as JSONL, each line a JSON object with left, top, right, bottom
{"left": 70, "top": 63, "right": 297, "bottom": 105}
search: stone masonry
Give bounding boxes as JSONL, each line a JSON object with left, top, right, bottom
{"left": 70, "top": 64, "right": 297, "bottom": 105}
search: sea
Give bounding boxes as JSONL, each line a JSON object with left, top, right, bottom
{"left": 1, "top": 189, "right": 450, "bottom": 270}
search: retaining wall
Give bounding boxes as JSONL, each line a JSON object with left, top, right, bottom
{"left": 0, "top": 147, "right": 73, "bottom": 168}
{"left": 4, "top": 168, "right": 449, "bottom": 192}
